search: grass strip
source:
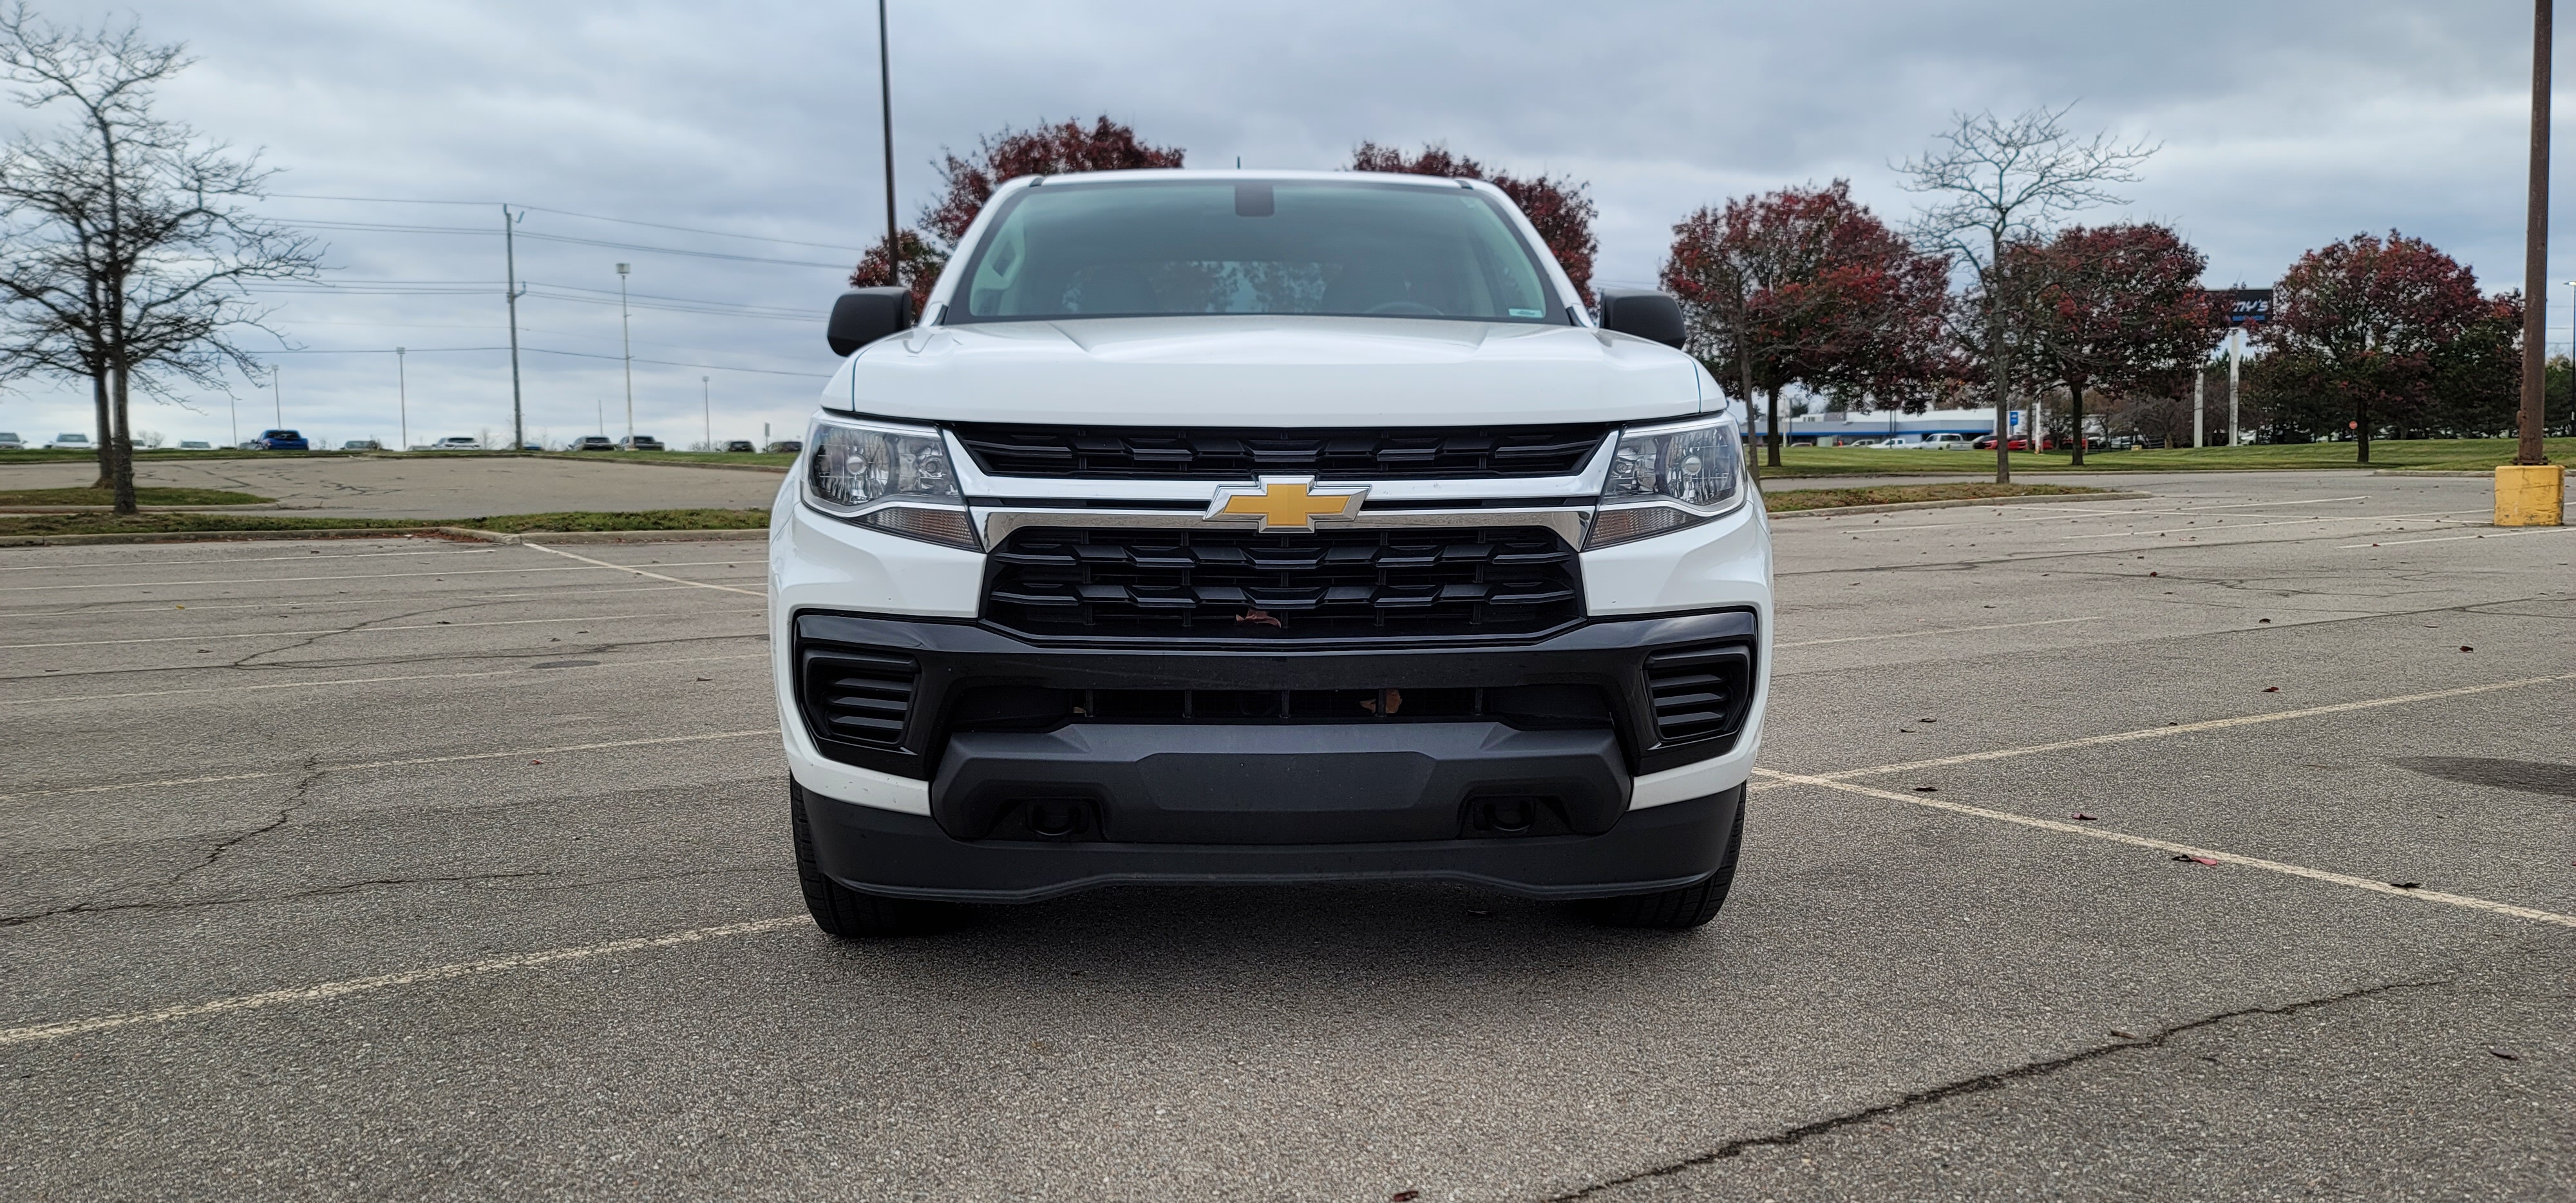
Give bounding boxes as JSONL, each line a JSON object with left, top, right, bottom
{"left": 1763, "top": 482, "right": 2110, "bottom": 513}
{"left": 0, "top": 486, "right": 274, "bottom": 506}
{"left": 1755, "top": 435, "right": 2576, "bottom": 478}
{"left": 0, "top": 507, "right": 768, "bottom": 537}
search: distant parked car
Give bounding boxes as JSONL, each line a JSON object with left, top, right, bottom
{"left": 419, "top": 436, "right": 480, "bottom": 451}
{"left": 2041, "top": 434, "right": 2107, "bottom": 451}
{"left": 337, "top": 439, "right": 378, "bottom": 451}
{"left": 571, "top": 435, "right": 616, "bottom": 451}
{"left": 1922, "top": 433, "right": 1975, "bottom": 450}
{"left": 764, "top": 439, "right": 802, "bottom": 454}
{"left": 722, "top": 439, "right": 757, "bottom": 453}
{"left": 46, "top": 432, "right": 93, "bottom": 451}
{"left": 0, "top": 431, "right": 22, "bottom": 450}
{"left": 1971, "top": 434, "right": 2031, "bottom": 451}
{"left": 1879, "top": 435, "right": 1927, "bottom": 449}
{"left": 616, "top": 435, "right": 664, "bottom": 451}
{"left": 177, "top": 440, "right": 213, "bottom": 450}
{"left": 254, "top": 429, "right": 309, "bottom": 451}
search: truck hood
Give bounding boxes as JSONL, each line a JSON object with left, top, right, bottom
{"left": 824, "top": 316, "right": 1707, "bottom": 427}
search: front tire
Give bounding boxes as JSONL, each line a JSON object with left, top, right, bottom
{"left": 791, "top": 782, "right": 960, "bottom": 938}
{"left": 1579, "top": 791, "right": 1745, "bottom": 929}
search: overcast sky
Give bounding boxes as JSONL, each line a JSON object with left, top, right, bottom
{"left": 0, "top": 1, "right": 2563, "bottom": 449}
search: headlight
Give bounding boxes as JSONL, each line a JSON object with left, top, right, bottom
{"left": 799, "top": 415, "right": 979, "bottom": 550}
{"left": 1589, "top": 413, "right": 1747, "bottom": 549}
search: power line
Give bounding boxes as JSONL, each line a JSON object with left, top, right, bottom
{"left": 248, "top": 343, "right": 831, "bottom": 379}
{"left": 286, "top": 216, "right": 851, "bottom": 269}
{"left": 266, "top": 192, "right": 871, "bottom": 252}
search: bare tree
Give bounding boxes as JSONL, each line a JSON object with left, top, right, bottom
{"left": 0, "top": 5, "right": 321, "bottom": 514}
{"left": 1899, "top": 105, "right": 2154, "bottom": 482}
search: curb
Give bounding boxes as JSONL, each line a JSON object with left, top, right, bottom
{"left": 2370, "top": 469, "right": 2525, "bottom": 478}
{"left": 0, "top": 526, "right": 456, "bottom": 547}
{"left": 0, "top": 504, "right": 279, "bottom": 514}
{"left": 1766, "top": 490, "right": 2152, "bottom": 519}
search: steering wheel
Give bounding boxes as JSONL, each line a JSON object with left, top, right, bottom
{"left": 1364, "top": 301, "right": 1443, "bottom": 316}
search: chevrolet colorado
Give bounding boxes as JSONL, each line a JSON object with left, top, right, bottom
{"left": 774, "top": 170, "right": 1772, "bottom": 934}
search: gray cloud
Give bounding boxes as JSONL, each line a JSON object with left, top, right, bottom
{"left": 0, "top": 0, "right": 2560, "bottom": 450}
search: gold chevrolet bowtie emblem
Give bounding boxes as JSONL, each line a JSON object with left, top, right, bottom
{"left": 1206, "top": 476, "right": 1369, "bottom": 531}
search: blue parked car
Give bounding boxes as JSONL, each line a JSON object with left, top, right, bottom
{"left": 256, "top": 428, "right": 309, "bottom": 451}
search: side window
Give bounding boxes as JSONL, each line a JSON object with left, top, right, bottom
{"left": 970, "top": 222, "right": 1027, "bottom": 315}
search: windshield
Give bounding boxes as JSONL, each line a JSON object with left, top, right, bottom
{"left": 949, "top": 179, "right": 1564, "bottom": 324}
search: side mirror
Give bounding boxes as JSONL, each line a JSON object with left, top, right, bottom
{"left": 1595, "top": 289, "right": 1687, "bottom": 349}
{"left": 827, "top": 287, "right": 916, "bottom": 356}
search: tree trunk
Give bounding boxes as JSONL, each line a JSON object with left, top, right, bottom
{"left": 2068, "top": 376, "right": 2088, "bottom": 468}
{"left": 2356, "top": 395, "right": 2371, "bottom": 465}
{"left": 1987, "top": 260, "right": 2010, "bottom": 484}
{"left": 1765, "top": 386, "right": 1783, "bottom": 469}
{"left": 89, "top": 370, "right": 112, "bottom": 489}
{"left": 1734, "top": 315, "right": 1761, "bottom": 482}
{"left": 109, "top": 362, "right": 138, "bottom": 515}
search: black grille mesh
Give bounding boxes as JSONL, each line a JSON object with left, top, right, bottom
{"left": 1643, "top": 645, "right": 1753, "bottom": 746}
{"left": 953, "top": 424, "right": 1607, "bottom": 480}
{"left": 800, "top": 648, "right": 916, "bottom": 749}
{"left": 985, "top": 526, "right": 1581, "bottom": 639}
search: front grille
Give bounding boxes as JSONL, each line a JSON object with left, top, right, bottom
{"left": 1643, "top": 645, "right": 1754, "bottom": 746}
{"left": 952, "top": 423, "right": 1608, "bottom": 480}
{"left": 984, "top": 526, "right": 1582, "bottom": 640}
{"left": 947, "top": 683, "right": 1613, "bottom": 730}
{"left": 799, "top": 647, "right": 917, "bottom": 749}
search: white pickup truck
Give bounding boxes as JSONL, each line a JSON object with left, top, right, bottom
{"left": 772, "top": 170, "right": 1772, "bottom": 935}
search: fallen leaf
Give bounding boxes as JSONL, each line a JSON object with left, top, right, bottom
{"left": 2389, "top": 882, "right": 2421, "bottom": 890}
{"left": 1235, "top": 609, "right": 1282, "bottom": 628}
{"left": 2171, "top": 855, "right": 2218, "bottom": 866}
{"left": 2263, "top": 687, "right": 2279, "bottom": 692}
{"left": 1393, "top": 1193, "right": 1421, "bottom": 1202}
{"left": 1913, "top": 786, "right": 1938, "bottom": 793}
{"left": 531, "top": 760, "right": 543, "bottom": 765}
{"left": 2459, "top": 646, "right": 2473, "bottom": 652}
{"left": 2258, "top": 618, "right": 2271, "bottom": 624}
{"left": 2071, "top": 812, "right": 2098, "bottom": 820}
{"left": 2147, "top": 571, "right": 2157, "bottom": 576}
{"left": 2110, "top": 1029, "right": 2139, "bottom": 1039}
{"left": 2490, "top": 1047, "right": 2521, "bottom": 1061}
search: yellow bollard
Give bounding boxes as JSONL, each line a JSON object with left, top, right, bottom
{"left": 2494, "top": 464, "right": 2565, "bottom": 526}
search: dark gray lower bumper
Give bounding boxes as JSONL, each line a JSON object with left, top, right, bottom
{"left": 932, "top": 722, "right": 1629, "bottom": 844}
{"left": 796, "top": 779, "right": 1743, "bottom": 904}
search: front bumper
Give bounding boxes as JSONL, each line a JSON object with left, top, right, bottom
{"left": 797, "top": 779, "right": 1744, "bottom": 903}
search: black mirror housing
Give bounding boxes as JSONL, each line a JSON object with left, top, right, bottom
{"left": 828, "top": 287, "right": 916, "bottom": 356}
{"left": 1595, "top": 289, "right": 1687, "bottom": 350}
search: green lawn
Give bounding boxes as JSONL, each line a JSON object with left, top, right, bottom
{"left": 0, "top": 507, "right": 769, "bottom": 538}
{"left": 1752, "top": 436, "right": 2576, "bottom": 478}
{"left": 0, "top": 486, "right": 273, "bottom": 506}
{"left": 1763, "top": 482, "right": 2112, "bottom": 512}
{"left": 529, "top": 450, "right": 795, "bottom": 469}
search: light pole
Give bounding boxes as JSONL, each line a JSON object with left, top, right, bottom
{"left": 616, "top": 262, "right": 634, "bottom": 446}
{"left": 273, "top": 366, "right": 282, "bottom": 428}
{"left": 395, "top": 346, "right": 408, "bottom": 451}
{"left": 503, "top": 205, "right": 527, "bottom": 453}
{"left": 702, "top": 375, "right": 712, "bottom": 451}
{"left": 879, "top": 0, "right": 898, "bottom": 254}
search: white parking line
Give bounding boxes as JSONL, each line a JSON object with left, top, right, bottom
{"left": 0, "top": 728, "right": 779, "bottom": 802}
{"left": 0, "top": 547, "right": 498, "bottom": 572}
{"left": 0, "top": 917, "right": 810, "bottom": 1048}
{"left": 1777, "top": 616, "right": 2105, "bottom": 649}
{"left": 525, "top": 542, "right": 764, "bottom": 597}
{"left": 0, "top": 608, "right": 762, "bottom": 650}
{"left": 1754, "top": 768, "right": 2576, "bottom": 929}
{"left": 2339, "top": 526, "right": 2576, "bottom": 549}
{"left": 0, "top": 652, "right": 768, "bottom": 707}
{"left": 9, "top": 580, "right": 760, "bottom": 618}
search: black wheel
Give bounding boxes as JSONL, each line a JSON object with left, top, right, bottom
{"left": 1579, "top": 792, "right": 1745, "bottom": 929}
{"left": 791, "top": 782, "right": 961, "bottom": 938}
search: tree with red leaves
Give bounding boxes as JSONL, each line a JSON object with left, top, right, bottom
{"left": 1350, "top": 142, "right": 1598, "bottom": 305}
{"left": 851, "top": 117, "right": 1184, "bottom": 313}
{"left": 1660, "top": 180, "right": 1950, "bottom": 470}
{"left": 2005, "top": 223, "right": 2217, "bottom": 465}
{"left": 2256, "top": 231, "right": 2490, "bottom": 463}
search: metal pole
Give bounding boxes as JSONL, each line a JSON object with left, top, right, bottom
{"left": 702, "top": 375, "right": 712, "bottom": 451}
{"left": 397, "top": 346, "right": 407, "bottom": 452}
{"left": 504, "top": 205, "right": 526, "bottom": 453}
{"left": 879, "top": 0, "right": 898, "bottom": 254}
{"left": 274, "top": 366, "right": 281, "bottom": 427}
{"left": 2227, "top": 328, "right": 2242, "bottom": 446}
{"left": 2520, "top": 0, "right": 2554, "bottom": 465}
{"left": 617, "top": 263, "right": 634, "bottom": 445}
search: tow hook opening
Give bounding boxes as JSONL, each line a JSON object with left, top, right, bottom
{"left": 1463, "top": 795, "right": 1574, "bottom": 839}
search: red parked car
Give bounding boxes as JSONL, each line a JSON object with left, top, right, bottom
{"left": 1971, "top": 434, "right": 2031, "bottom": 451}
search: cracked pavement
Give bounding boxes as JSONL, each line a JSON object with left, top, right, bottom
{"left": 1, "top": 468, "right": 2570, "bottom": 1200}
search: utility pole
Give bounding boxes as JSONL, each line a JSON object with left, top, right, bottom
{"left": 503, "top": 205, "right": 527, "bottom": 453}
{"left": 702, "top": 375, "right": 712, "bottom": 451}
{"left": 2519, "top": 0, "right": 2554, "bottom": 467}
{"left": 879, "top": 0, "right": 898, "bottom": 254}
{"left": 396, "top": 346, "right": 408, "bottom": 451}
{"left": 616, "top": 263, "right": 635, "bottom": 446}
{"left": 274, "top": 366, "right": 282, "bottom": 428}
{"left": 2192, "top": 364, "right": 2204, "bottom": 449}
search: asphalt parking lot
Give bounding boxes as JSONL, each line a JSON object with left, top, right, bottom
{"left": 2, "top": 469, "right": 2569, "bottom": 1200}
{"left": 0, "top": 455, "right": 783, "bottom": 517}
